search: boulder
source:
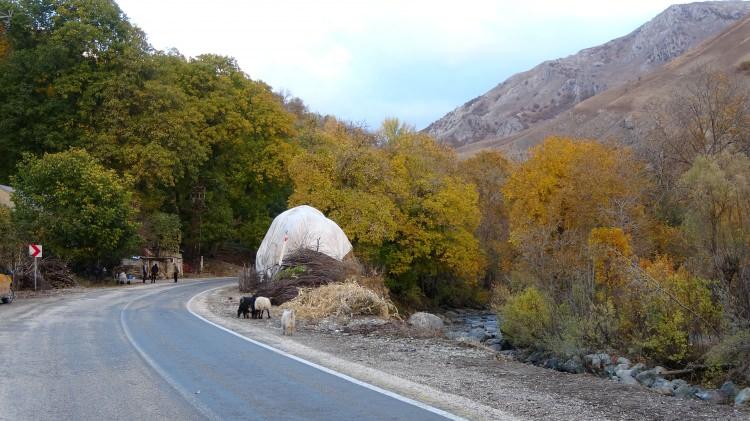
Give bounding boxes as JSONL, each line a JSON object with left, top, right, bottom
{"left": 651, "top": 378, "right": 674, "bottom": 396}
{"left": 407, "top": 312, "right": 444, "bottom": 334}
{"left": 629, "top": 363, "right": 646, "bottom": 376}
{"left": 720, "top": 381, "right": 738, "bottom": 402}
{"left": 485, "top": 338, "right": 503, "bottom": 346}
{"left": 674, "top": 383, "right": 699, "bottom": 399}
{"left": 583, "top": 353, "right": 611, "bottom": 373}
{"left": 616, "top": 357, "right": 631, "bottom": 366}
{"left": 635, "top": 366, "right": 665, "bottom": 388}
{"left": 735, "top": 388, "right": 750, "bottom": 407}
{"left": 467, "top": 327, "right": 489, "bottom": 342}
{"left": 695, "top": 388, "right": 724, "bottom": 404}
{"left": 617, "top": 371, "right": 639, "bottom": 385}
{"left": 561, "top": 356, "right": 584, "bottom": 374}
{"left": 544, "top": 357, "right": 561, "bottom": 370}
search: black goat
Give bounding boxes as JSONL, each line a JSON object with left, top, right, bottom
{"left": 237, "top": 295, "right": 257, "bottom": 319}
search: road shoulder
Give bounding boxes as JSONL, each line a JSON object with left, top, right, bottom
{"left": 190, "top": 285, "right": 750, "bottom": 421}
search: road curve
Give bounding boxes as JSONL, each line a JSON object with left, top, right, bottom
{"left": 0, "top": 279, "right": 453, "bottom": 421}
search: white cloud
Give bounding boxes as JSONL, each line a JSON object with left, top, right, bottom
{"left": 116, "top": 0, "right": 686, "bottom": 128}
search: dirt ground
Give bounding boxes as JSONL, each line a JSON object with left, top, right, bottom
{"left": 192, "top": 285, "right": 750, "bottom": 421}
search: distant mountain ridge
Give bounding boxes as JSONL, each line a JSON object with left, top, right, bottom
{"left": 424, "top": 1, "right": 750, "bottom": 148}
{"left": 457, "top": 10, "right": 750, "bottom": 156}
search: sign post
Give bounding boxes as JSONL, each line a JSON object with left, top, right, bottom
{"left": 28, "top": 244, "right": 42, "bottom": 291}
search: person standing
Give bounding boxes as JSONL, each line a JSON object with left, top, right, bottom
{"left": 142, "top": 264, "right": 148, "bottom": 284}
{"left": 173, "top": 267, "right": 179, "bottom": 283}
{"left": 151, "top": 263, "right": 159, "bottom": 283}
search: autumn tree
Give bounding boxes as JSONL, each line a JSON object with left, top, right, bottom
{"left": 289, "top": 118, "right": 483, "bottom": 306}
{"left": 503, "top": 137, "right": 649, "bottom": 293}
{"left": 459, "top": 151, "right": 513, "bottom": 287}
{"left": 679, "top": 152, "right": 750, "bottom": 321}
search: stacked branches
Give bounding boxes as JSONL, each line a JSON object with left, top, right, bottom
{"left": 253, "top": 249, "right": 360, "bottom": 305}
{"left": 14, "top": 258, "right": 75, "bottom": 290}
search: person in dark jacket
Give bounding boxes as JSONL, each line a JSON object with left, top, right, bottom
{"left": 173, "top": 267, "right": 179, "bottom": 283}
{"left": 151, "top": 263, "right": 159, "bottom": 283}
{"left": 142, "top": 264, "right": 148, "bottom": 284}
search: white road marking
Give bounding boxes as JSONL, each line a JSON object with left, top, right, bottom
{"left": 186, "top": 285, "right": 467, "bottom": 421}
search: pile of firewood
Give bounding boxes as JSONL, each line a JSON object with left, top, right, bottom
{"left": 251, "top": 249, "right": 361, "bottom": 305}
{"left": 14, "top": 258, "right": 76, "bottom": 290}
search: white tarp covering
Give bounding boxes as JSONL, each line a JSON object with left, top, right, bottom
{"left": 255, "top": 205, "right": 353, "bottom": 280}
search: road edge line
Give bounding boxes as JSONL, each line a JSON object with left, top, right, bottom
{"left": 186, "top": 285, "right": 467, "bottom": 421}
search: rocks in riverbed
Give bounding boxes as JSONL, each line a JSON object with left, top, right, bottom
{"left": 583, "top": 353, "right": 611, "bottom": 373}
{"left": 616, "top": 369, "right": 639, "bottom": 385}
{"left": 407, "top": 312, "right": 444, "bottom": 335}
{"left": 561, "top": 356, "right": 584, "bottom": 374}
{"left": 735, "top": 387, "right": 750, "bottom": 407}
{"left": 719, "top": 381, "right": 738, "bottom": 402}
{"left": 651, "top": 378, "right": 674, "bottom": 396}
{"left": 635, "top": 366, "right": 665, "bottom": 388}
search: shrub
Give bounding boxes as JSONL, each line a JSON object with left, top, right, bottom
{"left": 705, "top": 330, "right": 750, "bottom": 385}
{"left": 500, "top": 287, "right": 552, "bottom": 348}
{"left": 632, "top": 257, "right": 723, "bottom": 364}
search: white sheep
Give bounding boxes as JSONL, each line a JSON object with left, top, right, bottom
{"left": 254, "top": 296, "right": 272, "bottom": 319}
{"left": 281, "top": 309, "right": 295, "bottom": 336}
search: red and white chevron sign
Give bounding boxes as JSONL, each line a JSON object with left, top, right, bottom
{"left": 28, "top": 244, "right": 42, "bottom": 258}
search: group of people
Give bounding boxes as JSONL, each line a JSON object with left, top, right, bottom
{"left": 141, "top": 263, "right": 179, "bottom": 284}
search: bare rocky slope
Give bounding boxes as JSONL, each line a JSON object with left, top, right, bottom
{"left": 425, "top": 1, "right": 750, "bottom": 149}
{"left": 458, "top": 11, "right": 750, "bottom": 156}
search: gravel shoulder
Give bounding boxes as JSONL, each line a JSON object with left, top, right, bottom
{"left": 192, "top": 285, "right": 750, "bottom": 421}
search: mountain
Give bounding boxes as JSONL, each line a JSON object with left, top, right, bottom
{"left": 458, "top": 11, "right": 750, "bottom": 156}
{"left": 424, "top": 1, "right": 750, "bottom": 149}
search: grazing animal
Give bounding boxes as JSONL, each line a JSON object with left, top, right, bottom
{"left": 237, "top": 296, "right": 257, "bottom": 319}
{"left": 254, "top": 296, "right": 272, "bottom": 319}
{"left": 281, "top": 309, "right": 295, "bottom": 336}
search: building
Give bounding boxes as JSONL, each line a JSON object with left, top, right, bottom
{"left": 0, "top": 184, "right": 13, "bottom": 208}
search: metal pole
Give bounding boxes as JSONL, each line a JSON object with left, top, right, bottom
{"left": 33, "top": 257, "right": 37, "bottom": 291}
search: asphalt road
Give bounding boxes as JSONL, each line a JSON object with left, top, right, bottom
{"left": 0, "top": 279, "right": 454, "bottom": 421}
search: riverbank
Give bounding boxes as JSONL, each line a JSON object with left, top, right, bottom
{"left": 193, "top": 285, "right": 749, "bottom": 420}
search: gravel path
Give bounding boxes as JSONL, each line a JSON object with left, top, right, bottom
{"left": 196, "top": 285, "right": 750, "bottom": 421}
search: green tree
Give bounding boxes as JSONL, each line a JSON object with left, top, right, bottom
{"left": 12, "top": 149, "right": 138, "bottom": 269}
{"left": 144, "top": 212, "right": 181, "bottom": 256}
{"left": 0, "top": 0, "right": 149, "bottom": 182}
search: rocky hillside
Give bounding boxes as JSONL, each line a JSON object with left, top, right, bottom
{"left": 425, "top": 1, "right": 750, "bottom": 148}
{"left": 458, "top": 12, "right": 750, "bottom": 156}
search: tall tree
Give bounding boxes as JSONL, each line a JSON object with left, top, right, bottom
{"left": 12, "top": 149, "right": 138, "bottom": 269}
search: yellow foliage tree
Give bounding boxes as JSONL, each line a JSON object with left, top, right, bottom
{"left": 503, "top": 137, "right": 649, "bottom": 288}
{"left": 459, "top": 151, "right": 514, "bottom": 286}
{"left": 288, "top": 118, "right": 483, "bottom": 306}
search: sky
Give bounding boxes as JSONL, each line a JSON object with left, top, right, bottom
{"left": 115, "top": 0, "right": 685, "bottom": 130}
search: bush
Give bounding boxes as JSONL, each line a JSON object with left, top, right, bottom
{"left": 705, "top": 330, "right": 750, "bottom": 385}
{"left": 632, "top": 257, "right": 723, "bottom": 364}
{"left": 500, "top": 287, "right": 552, "bottom": 348}
{"left": 282, "top": 279, "right": 399, "bottom": 320}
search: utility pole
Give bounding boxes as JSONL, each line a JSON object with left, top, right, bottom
{"left": 190, "top": 184, "right": 206, "bottom": 273}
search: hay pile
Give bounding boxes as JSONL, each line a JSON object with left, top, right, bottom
{"left": 252, "top": 248, "right": 361, "bottom": 305}
{"left": 282, "top": 280, "right": 398, "bottom": 320}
